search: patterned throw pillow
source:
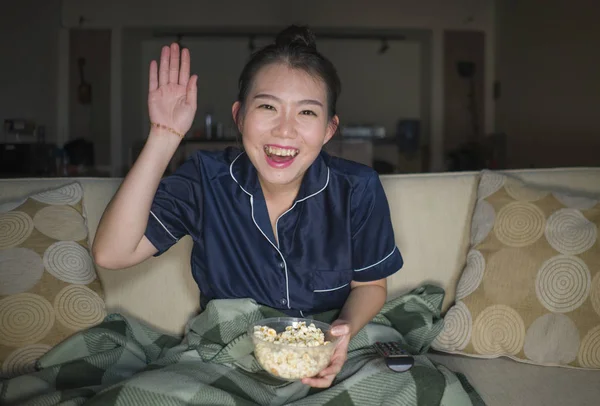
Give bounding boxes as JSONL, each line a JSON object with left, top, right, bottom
{"left": 432, "top": 170, "right": 600, "bottom": 369}
{"left": 0, "top": 183, "right": 106, "bottom": 378}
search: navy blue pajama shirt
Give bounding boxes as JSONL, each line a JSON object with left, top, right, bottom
{"left": 144, "top": 147, "right": 403, "bottom": 317}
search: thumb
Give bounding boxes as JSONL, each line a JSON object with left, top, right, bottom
{"left": 331, "top": 324, "right": 350, "bottom": 336}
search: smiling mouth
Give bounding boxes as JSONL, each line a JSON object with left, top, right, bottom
{"left": 264, "top": 145, "right": 299, "bottom": 158}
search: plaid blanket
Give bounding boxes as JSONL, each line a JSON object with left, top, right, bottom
{"left": 0, "top": 285, "right": 484, "bottom": 406}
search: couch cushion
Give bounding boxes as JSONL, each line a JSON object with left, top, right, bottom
{"left": 429, "top": 352, "right": 600, "bottom": 406}
{"left": 0, "top": 178, "right": 200, "bottom": 336}
{"left": 0, "top": 182, "right": 105, "bottom": 378}
{"left": 432, "top": 170, "right": 600, "bottom": 369}
{"left": 380, "top": 172, "right": 478, "bottom": 312}
{"left": 381, "top": 167, "right": 600, "bottom": 313}
{"left": 0, "top": 178, "right": 123, "bottom": 243}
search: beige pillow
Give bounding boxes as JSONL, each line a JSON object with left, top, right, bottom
{"left": 432, "top": 170, "right": 600, "bottom": 369}
{"left": 0, "top": 183, "right": 106, "bottom": 378}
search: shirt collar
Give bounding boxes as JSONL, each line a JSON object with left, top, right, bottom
{"left": 230, "top": 150, "right": 330, "bottom": 201}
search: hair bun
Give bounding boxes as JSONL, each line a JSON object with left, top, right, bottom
{"left": 275, "top": 25, "right": 317, "bottom": 50}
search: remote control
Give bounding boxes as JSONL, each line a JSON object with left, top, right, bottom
{"left": 373, "top": 341, "right": 415, "bottom": 372}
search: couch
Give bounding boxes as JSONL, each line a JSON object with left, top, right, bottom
{"left": 1, "top": 166, "right": 599, "bottom": 406}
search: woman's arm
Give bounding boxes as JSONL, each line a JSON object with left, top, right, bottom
{"left": 92, "top": 43, "right": 197, "bottom": 270}
{"left": 301, "top": 278, "right": 387, "bottom": 388}
{"left": 336, "top": 278, "right": 387, "bottom": 336}
{"left": 92, "top": 132, "right": 180, "bottom": 269}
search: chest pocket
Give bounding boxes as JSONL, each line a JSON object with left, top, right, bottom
{"left": 311, "top": 269, "right": 353, "bottom": 313}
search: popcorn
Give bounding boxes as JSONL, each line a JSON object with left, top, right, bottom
{"left": 252, "top": 321, "right": 334, "bottom": 379}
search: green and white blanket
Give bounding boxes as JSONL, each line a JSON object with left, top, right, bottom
{"left": 0, "top": 285, "right": 484, "bottom": 405}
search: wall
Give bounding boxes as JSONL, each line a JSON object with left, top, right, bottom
{"left": 495, "top": 0, "right": 600, "bottom": 168}
{"left": 139, "top": 37, "right": 422, "bottom": 143}
{"left": 0, "top": 0, "right": 60, "bottom": 144}
{"left": 443, "top": 31, "right": 485, "bottom": 153}
{"left": 69, "top": 30, "right": 111, "bottom": 167}
{"left": 62, "top": 0, "right": 493, "bottom": 31}
{"left": 61, "top": 0, "right": 496, "bottom": 174}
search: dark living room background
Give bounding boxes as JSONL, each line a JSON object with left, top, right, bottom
{"left": 1, "top": 0, "right": 599, "bottom": 178}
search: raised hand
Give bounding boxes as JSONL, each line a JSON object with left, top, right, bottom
{"left": 148, "top": 43, "right": 198, "bottom": 138}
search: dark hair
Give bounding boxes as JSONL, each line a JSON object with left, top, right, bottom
{"left": 236, "top": 25, "right": 341, "bottom": 122}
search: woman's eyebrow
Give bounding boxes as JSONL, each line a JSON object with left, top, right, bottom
{"left": 254, "top": 93, "right": 323, "bottom": 107}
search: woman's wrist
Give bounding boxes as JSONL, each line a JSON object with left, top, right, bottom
{"left": 145, "top": 128, "right": 182, "bottom": 157}
{"left": 337, "top": 283, "right": 387, "bottom": 337}
{"left": 150, "top": 122, "right": 186, "bottom": 139}
{"left": 148, "top": 126, "right": 184, "bottom": 144}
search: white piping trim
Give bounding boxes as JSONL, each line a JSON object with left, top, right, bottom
{"left": 299, "top": 310, "right": 305, "bottom": 317}
{"left": 150, "top": 210, "right": 178, "bottom": 242}
{"left": 354, "top": 246, "right": 397, "bottom": 272}
{"left": 230, "top": 152, "right": 292, "bottom": 309}
{"left": 229, "top": 152, "right": 330, "bottom": 309}
{"left": 295, "top": 168, "right": 330, "bottom": 203}
{"left": 314, "top": 282, "right": 349, "bottom": 293}
{"left": 274, "top": 167, "right": 329, "bottom": 246}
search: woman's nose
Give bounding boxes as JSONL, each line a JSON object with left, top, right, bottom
{"left": 274, "top": 114, "right": 296, "bottom": 138}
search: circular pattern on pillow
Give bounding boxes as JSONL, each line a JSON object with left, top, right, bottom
{"left": 477, "top": 172, "right": 505, "bottom": 200}
{"left": 494, "top": 202, "right": 545, "bottom": 247}
{"left": 505, "top": 179, "right": 548, "bottom": 202}
{"left": 545, "top": 209, "right": 597, "bottom": 255}
{"left": 33, "top": 205, "right": 87, "bottom": 241}
{"left": 524, "top": 314, "right": 580, "bottom": 365}
{"left": 1, "top": 344, "right": 51, "bottom": 377}
{"left": 578, "top": 325, "right": 600, "bottom": 368}
{"left": 456, "top": 250, "right": 485, "bottom": 300}
{"left": 0, "top": 211, "right": 33, "bottom": 249}
{"left": 472, "top": 305, "right": 525, "bottom": 356}
{"left": 535, "top": 255, "right": 591, "bottom": 313}
{"left": 553, "top": 192, "right": 598, "bottom": 210}
{"left": 0, "top": 248, "right": 44, "bottom": 295}
{"left": 43, "top": 241, "right": 96, "bottom": 285}
{"left": 54, "top": 285, "right": 106, "bottom": 330}
{"left": 432, "top": 301, "right": 472, "bottom": 351}
{"left": 0, "top": 294, "right": 55, "bottom": 346}
{"left": 591, "top": 273, "right": 600, "bottom": 318}
{"left": 31, "top": 183, "right": 83, "bottom": 206}
{"left": 444, "top": 171, "right": 600, "bottom": 370}
{"left": 471, "top": 200, "right": 495, "bottom": 246}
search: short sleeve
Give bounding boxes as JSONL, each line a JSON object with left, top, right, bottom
{"left": 351, "top": 173, "right": 403, "bottom": 282}
{"left": 144, "top": 156, "right": 203, "bottom": 256}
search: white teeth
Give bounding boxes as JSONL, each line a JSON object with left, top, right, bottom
{"left": 265, "top": 146, "right": 299, "bottom": 157}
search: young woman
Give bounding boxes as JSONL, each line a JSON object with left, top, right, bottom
{"left": 92, "top": 25, "right": 403, "bottom": 388}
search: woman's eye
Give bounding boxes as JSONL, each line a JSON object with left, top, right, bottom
{"left": 259, "top": 104, "right": 275, "bottom": 110}
{"left": 300, "top": 110, "right": 317, "bottom": 116}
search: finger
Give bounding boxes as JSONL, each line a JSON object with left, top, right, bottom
{"left": 179, "top": 48, "right": 191, "bottom": 86}
{"left": 149, "top": 60, "right": 158, "bottom": 92}
{"left": 186, "top": 75, "right": 198, "bottom": 107}
{"left": 331, "top": 325, "right": 350, "bottom": 336}
{"left": 318, "top": 365, "right": 340, "bottom": 377}
{"left": 315, "top": 355, "right": 343, "bottom": 378}
{"left": 302, "top": 376, "right": 334, "bottom": 388}
{"left": 159, "top": 46, "right": 170, "bottom": 87}
{"left": 318, "top": 360, "right": 343, "bottom": 377}
{"left": 169, "top": 43, "right": 180, "bottom": 84}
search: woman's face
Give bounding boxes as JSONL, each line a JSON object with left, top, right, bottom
{"left": 233, "top": 63, "right": 338, "bottom": 192}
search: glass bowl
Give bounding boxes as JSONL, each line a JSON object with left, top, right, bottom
{"left": 248, "top": 317, "right": 338, "bottom": 380}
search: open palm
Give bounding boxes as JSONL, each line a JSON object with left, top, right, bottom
{"left": 148, "top": 43, "right": 197, "bottom": 136}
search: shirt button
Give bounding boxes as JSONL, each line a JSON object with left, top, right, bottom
{"left": 280, "top": 298, "right": 287, "bottom": 305}
{"left": 278, "top": 261, "right": 285, "bottom": 269}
